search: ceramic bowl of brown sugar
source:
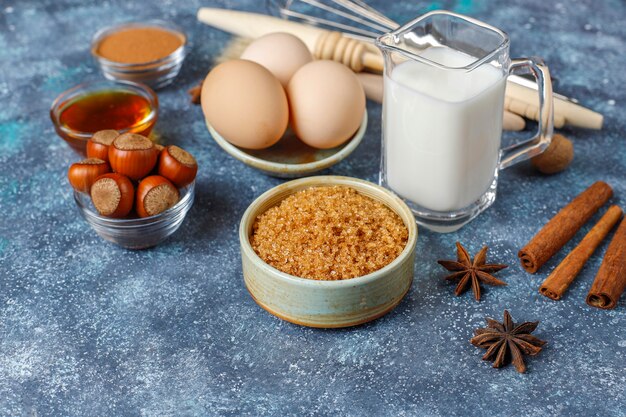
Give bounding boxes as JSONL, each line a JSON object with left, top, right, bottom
{"left": 239, "top": 176, "right": 417, "bottom": 328}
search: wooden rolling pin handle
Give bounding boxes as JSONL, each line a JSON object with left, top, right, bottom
{"left": 505, "top": 97, "right": 565, "bottom": 128}
{"left": 506, "top": 79, "right": 603, "bottom": 129}
{"left": 503, "top": 111, "right": 526, "bottom": 131}
{"left": 315, "top": 31, "right": 383, "bottom": 73}
{"left": 505, "top": 97, "right": 538, "bottom": 120}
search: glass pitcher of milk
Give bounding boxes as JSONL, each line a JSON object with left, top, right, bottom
{"left": 376, "top": 11, "right": 553, "bottom": 233}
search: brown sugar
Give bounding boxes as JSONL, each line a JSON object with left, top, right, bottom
{"left": 96, "top": 27, "right": 184, "bottom": 64}
{"left": 250, "top": 186, "right": 408, "bottom": 280}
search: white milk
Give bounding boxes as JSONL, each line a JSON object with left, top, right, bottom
{"left": 383, "top": 47, "right": 506, "bottom": 212}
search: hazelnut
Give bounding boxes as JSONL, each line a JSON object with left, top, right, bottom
{"left": 108, "top": 133, "right": 158, "bottom": 180}
{"left": 531, "top": 134, "right": 574, "bottom": 174}
{"left": 158, "top": 145, "right": 198, "bottom": 187}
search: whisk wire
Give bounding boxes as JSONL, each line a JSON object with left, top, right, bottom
{"left": 330, "top": 0, "right": 399, "bottom": 30}
{"left": 297, "top": 0, "right": 391, "bottom": 34}
{"left": 269, "top": 0, "right": 399, "bottom": 39}
{"left": 277, "top": 7, "right": 384, "bottom": 39}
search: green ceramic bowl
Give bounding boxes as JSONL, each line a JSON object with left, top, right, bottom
{"left": 206, "top": 113, "right": 367, "bottom": 178}
{"left": 239, "top": 175, "right": 418, "bottom": 328}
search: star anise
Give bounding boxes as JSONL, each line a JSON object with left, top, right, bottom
{"left": 470, "top": 310, "right": 547, "bottom": 373}
{"left": 437, "top": 242, "right": 507, "bottom": 301}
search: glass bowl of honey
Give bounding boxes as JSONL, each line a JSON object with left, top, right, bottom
{"left": 50, "top": 80, "right": 158, "bottom": 154}
{"left": 74, "top": 181, "right": 195, "bottom": 250}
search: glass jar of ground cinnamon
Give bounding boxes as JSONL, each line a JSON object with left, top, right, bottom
{"left": 91, "top": 20, "right": 187, "bottom": 88}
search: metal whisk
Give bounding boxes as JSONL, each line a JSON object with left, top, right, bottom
{"left": 266, "top": 0, "right": 581, "bottom": 108}
{"left": 267, "top": 0, "right": 400, "bottom": 42}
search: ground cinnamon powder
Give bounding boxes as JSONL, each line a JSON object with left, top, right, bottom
{"left": 96, "top": 27, "right": 183, "bottom": 64}
{"left": 250, "top": 186, "right": 408, "bottom": 281}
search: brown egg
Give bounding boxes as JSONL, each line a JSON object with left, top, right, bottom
{"left": 240, "top": 32, "right": 313, "bottom": 87}
{"left": 288, "top": 60, "right": 365, "bottom": 149}
{"left": 201, "top": 59, "right": 289, "bottom": 150}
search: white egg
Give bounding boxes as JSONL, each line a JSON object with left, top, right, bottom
{"left": 241, "top": 32, "right": 313, "bottom": 87}
{"left": 288, "top": 60, "right": 365, "bottom": 149}
{"left": 202, "top": 60, "right": 289, "bottom": 150}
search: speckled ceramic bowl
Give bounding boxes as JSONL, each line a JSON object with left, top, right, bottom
{"left": 206, "top": 113, "right": 367, "bottom": 178}
{"left": 239, "top": 176, "right": 417, "bottom": 328}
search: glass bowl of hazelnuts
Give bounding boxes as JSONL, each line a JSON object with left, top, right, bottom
{"left": 68, "top": 130, "right": 197, "bottom": 249}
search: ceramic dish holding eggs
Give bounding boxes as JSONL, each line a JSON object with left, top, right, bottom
{"left": 201, "top": 33, "right": 367, "bottom": 178}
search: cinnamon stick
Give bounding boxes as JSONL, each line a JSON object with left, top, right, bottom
{"left": 519, "top": 181, "right": 613, "bottom": 273}
{"left": 539, "top": 205, "right": 623, "bottom": 300}
{"left": 586, "top": 217, "right": 626, "bottom": 309}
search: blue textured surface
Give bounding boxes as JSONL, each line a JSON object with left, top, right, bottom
{"left": 1, "top": 0, "right": 625, "bottom": 415}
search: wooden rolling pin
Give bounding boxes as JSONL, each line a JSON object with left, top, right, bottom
{"left": 505, "top": 76, "right": 603, "bottom": 129}
{"left": 197, "top": 7, "right": 381, "bottom": 73}
{"left": 505, "top": 96, "right": 564, "bottom": 128}
{"left": 356, "top": 73, "right": 525, "bottom": 131}
{"left": 197, "top": 7, "right": 603, "bottom": 130}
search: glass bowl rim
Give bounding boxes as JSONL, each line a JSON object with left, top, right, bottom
{"left": 74, "top": 180, "right": 195, "bottom": 227}
{"left": 49, "top": 79, "right": 159, "bottom": 141}
{"left": 91, "top": 20, "right": 188, "bottom": 68}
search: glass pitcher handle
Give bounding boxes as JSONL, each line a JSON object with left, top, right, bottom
{"left": 499, "top": 58, "right": 554, "bottom": 169}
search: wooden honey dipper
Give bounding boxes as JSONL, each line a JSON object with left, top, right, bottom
{"left": 314, "top": 31, "right": 383, "bottom": 72}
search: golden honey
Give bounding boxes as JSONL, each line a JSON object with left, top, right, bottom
{"left": 59, "top": 90, "right": 153, "bottom": 135}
